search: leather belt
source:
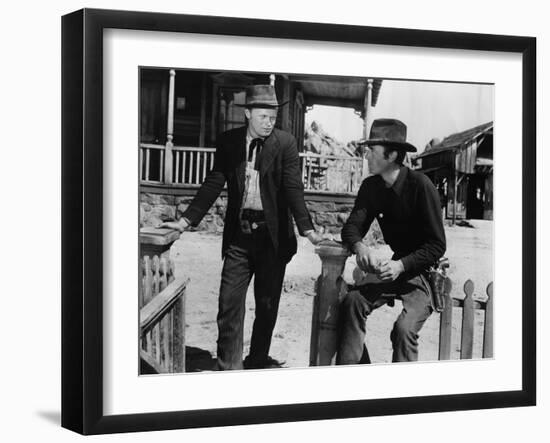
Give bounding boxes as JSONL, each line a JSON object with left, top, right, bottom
{"left": 241, "top": 209, "right": 265, "bottom": 223}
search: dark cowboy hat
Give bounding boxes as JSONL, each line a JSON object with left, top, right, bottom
{"left": 236, "top": 84, "right": 288, "bottom": 108}
{"left": 359, "top": 118, "right": 417, "bottom": 152}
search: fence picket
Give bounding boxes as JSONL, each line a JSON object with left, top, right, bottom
{"left": 483, "top": 282, "right": 494, "bottom": 358}
{"left": 438, "top": 283, "right": 453, "bottom": 360}
{"left": 460, "top": 280, "right": 475, "bottom": 359}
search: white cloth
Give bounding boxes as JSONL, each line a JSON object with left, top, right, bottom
{"left": 242, "top": 134, "right": 263, "bottom": 210}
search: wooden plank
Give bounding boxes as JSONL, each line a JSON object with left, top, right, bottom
{"left": 145, "top": 148, "right": 150, "bottom": 181}
{"left": 192, "top": 151, "right": 197, "bottom": 184}
{"left": 438, "top": 285, "right": 453, "bottom": 360}
{"left": 483, "top": 282, "right": 494, "bottom": 358}
{"left": 460, "top": 280, "right": 475, "bottom": 359}
{"left": 139, "top": 227, "right": 181, "bottom": 246}
{"left": 154, "top": 323, "right": 161, "bottom": 365}
{"left": 167, "top": 310, "right": 174, "bottom": 372}
{"left": 140, "top": 349, "right": 162, "bottom": 374}
{"left": 142, "top": 256, "right": 153, "bottom": 354}
{"left": 140, "top": 277, "right": 189, "bottom": 333}
{"left": 139, "top": 147, "right": 143, "bottom": 180}
{"left": 152, "top": 256, "right": 160, "bottom": 297}
{"left": 195, "top": 151, "right": 200, "bottom": 184}
{"left": 139, "top": 259, "right": 145, "bottom": 309}
{"left": 159, "top": 258, "right": 170, "bottom": 370}
{"left": 159, "top": 149, "right": 164, "bottom": 182}
{"left": 172, "top": 290, "right": 186, "bottom": 372}
{"left": 143, "top": 256, "right": 153, "bottom": 304}
{"left": 175, "top": 151, "right": 180, "bottom": 184}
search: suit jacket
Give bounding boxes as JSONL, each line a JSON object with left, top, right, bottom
{"left": 182, "top": 126, "right": 314, "bottom": 262}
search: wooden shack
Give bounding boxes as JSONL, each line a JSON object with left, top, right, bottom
{"left": 414, "top": 122, "right": 493, "bottom": 222}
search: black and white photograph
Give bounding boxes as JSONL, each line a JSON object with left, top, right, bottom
{"left": 138, "top": 69, "right": 494, "bottom": 374}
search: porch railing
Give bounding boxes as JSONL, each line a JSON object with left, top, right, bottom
{"left": 140, "top": 144, "right": 365, "bottom": 194}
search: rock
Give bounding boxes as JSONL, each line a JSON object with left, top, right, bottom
{"left": 315, "top": 212, "right": 338, "bottom": 226}
{"left": 141, "top": 193, "right": 175, "bottom": 206}
{"left": 306, "top": 201, "right": 337, "bottom": 212}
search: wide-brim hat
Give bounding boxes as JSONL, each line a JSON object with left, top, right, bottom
{"left": 360, "top": 118, "right": 417, "bottom": 152}
{"left": 236, "top": 84, "right": 288, "bottom": 108}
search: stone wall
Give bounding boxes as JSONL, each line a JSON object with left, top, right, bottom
{"left": 140, "top": 193, "right": 227, "bottom": 233}
{"left": 140, "top": 192, "right": 384, "bottom": 245}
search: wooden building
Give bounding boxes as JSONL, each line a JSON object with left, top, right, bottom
{"left": 414, "top": 122, "right": 493, "bottom": 221}
{"left": 139, "top": 69, "right": 382, "bottom": 197}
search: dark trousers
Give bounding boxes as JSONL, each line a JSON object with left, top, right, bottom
{"left": 337, "top": 275, "right": 433, "bottom": 364}
{"left": 215, "top": 225, "right": 287, "bottom": 370}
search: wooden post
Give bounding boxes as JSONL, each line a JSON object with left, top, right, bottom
{"left": 310, "top": 241, "right": 350, "bottom": 366}
{"left": 363, "top": 79, "right": 374, "bottom": 139}
{"left": 483, "top": 282, "right": 494, "bottom": 358}
{"left": 172, "top": 293, "right": 186, "bottom": 372}
{"left": 164, "top": 69, "right": 176, "bottom": 184}
{"left": 199, "top": 73, "right": 207, "bottom": 148}
{"left": 438, "top": 278, "right": 453, "bottom": 360}
{"left": 461, "top": 280, "right": 475, "bottom": 359}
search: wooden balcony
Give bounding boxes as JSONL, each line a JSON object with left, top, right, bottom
{"left": 140, "top": 143, "right": 366, "bottom": 195}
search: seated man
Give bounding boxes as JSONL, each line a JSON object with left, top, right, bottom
{"left": 338, "top": 119, "right": 446, "bottom": 364}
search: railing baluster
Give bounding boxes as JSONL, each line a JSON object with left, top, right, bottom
{"left": 190, "top": 151, "right": 195, "bottom": 184}
{"left": 301, "top": 154, "right": 306, "bottom": 187}
{"left": 175, "top": 151, "right": 180, "bottom": 184}
{"left": 182, "top": 151, "right": 187, "bottom": 184}
{"left": 139, "top": 147, "right": 143, "bottom": 180}
{"left": 202, "top": 151, "right": 207, "bottom": 182}
{"left": 145, "top": 148, "right": 151, "bottom": 181}
{"left": 307, "top": 157, "right": 312, "bottom": 190}
{"left": 193, "top": 152, "right": 201, "bottom": 185}
{"left": 210, "top": 151, "right": 214, "bottom": 171}
{"left": 159, "top": 148, "right": 164, "bottom": 182}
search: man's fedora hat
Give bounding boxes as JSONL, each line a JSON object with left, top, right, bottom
{"left": 236, "top": 84, "right": 288, "bottom": 108}
{"left": 360, "top": 118, "right": 417, "bottom": 152}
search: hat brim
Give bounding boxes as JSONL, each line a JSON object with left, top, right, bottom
{"left": 235, "top": 100, "right": 289, "bottom": 108}
{"left": 361, "top": 139, "right": 417, "bottom": 153}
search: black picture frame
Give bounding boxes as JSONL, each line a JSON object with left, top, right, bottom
{"left": 61, "top": 8, "right": 536, "bottom": 435}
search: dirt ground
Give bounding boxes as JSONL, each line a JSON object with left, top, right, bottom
{"left": 171, "top": 220, "right": 493, "bottom": 369}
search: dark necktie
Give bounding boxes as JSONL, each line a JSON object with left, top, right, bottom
{"left": 248, "top": 138, "right": 263, "bottom": 170}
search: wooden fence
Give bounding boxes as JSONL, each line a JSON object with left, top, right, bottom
{"left": 139, "top": 255, "right": 188, "bottom": 373}
{"left": 439, "top": 279, "right": 494, "bottom": 359}
{"left": 139, "top": 144, "right": 364, "bottom": 194}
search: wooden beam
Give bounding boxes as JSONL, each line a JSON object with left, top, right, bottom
{"left": 140, "top": 277, "right": 188, "bottom": 334}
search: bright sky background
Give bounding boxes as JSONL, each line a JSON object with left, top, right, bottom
{"left": 305, "top": 79, "right": 494, "bottom": 153}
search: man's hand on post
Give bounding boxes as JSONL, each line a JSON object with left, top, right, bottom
{"left": 378, "top": 260, "right": 405, "bottom": 282}
{"left": 156, "top": 218, "right": 189, "bottom": 233}
{"left": 305, "top": 230, "right": 324, "bottom": 245}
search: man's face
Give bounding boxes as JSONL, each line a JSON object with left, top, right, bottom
{"left": 366, "top": 144, "right": 394, "bottom": 175}
{"left": 245, "top": 107, "right": 277, "bottom": 138}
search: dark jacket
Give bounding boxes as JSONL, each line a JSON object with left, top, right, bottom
{"left": 341, "top": 167, "right": 446, "bottom": 276}
{"left": 182, "top": 126, "right": 314, "bottom": 262}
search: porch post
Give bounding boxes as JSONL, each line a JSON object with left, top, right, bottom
{"left": 363, "top": 79, "right": 374, "bottom": 139}
{"left": 310, "top": 241, "right": 350, "bottom": 366}
{"left": 164, "top": 69, "right": 176, "bottom": 184}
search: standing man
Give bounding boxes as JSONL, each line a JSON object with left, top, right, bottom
{"left": 338, "top": 118, "right": 446, "bottom": 364}
{"left": 161, "top": 84, "right": 321, "bottom": 370}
